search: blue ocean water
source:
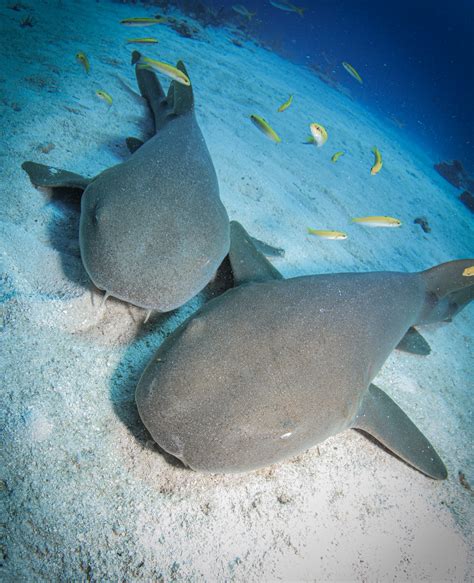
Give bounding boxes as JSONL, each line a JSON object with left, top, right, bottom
{"left": 204, "top": 0, "right": 474, "bottom": 172}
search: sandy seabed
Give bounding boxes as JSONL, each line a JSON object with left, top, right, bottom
{"left": 1, "top": 0, "right": 473, "bottom": 581}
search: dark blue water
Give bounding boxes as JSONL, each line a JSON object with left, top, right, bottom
{"left": 202, "top": 0, "right": 474, "bottom": 173}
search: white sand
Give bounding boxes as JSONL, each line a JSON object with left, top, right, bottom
{"left": 1, "top": 0, "right": 473, "bottom": 581}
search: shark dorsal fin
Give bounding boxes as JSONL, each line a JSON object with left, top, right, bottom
{"left": 228, "top": 221, "right": 283, "bottom": 286}
{"left": 395, "top": 327, "right": 431, "bottom": 355}
{"left": 125, "top": 137, "right": 144, "bottom": 154}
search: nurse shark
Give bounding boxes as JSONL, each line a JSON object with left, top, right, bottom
{"left": 136, "top": 222, "right": 474, "bottom": 478}
{"left": 22, "top": 54, "right": 229, "bottom": 312}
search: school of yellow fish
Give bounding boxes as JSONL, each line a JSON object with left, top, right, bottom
{"left": 74, "top": 14, "right": 181, "bottom": 109}
{"left": 75, "top": 5, "right": 404, "bottom": 244}
{"left": 233, "top": 3, "right": 403, "bottom": 241}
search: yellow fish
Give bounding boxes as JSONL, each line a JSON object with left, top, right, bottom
{"left": 95, "top": 90, "right": 113, "bottom": 106}
{"left": 76, "top": 51, "right": 90, "bottom": 74}
{"left": 309, "top": 123, "right": 328, "bottom": 147}
{"left": 120, "top": 17, "right": 166, "bottom": 26}
{"left": 351, "top": 216, "right": 401, "bottom": 228}
{"left": 331, "top": 151, "right": 344, "bottom": 162}
{"left": 370, "top": 146, "right": 383, "bottom": 175}
{"left": 307, "top": 228, "right": 347, "bottom": 240}
{"left": 462, "top": 266, "right": 474, "bottom": 277}
{"left": 269, "top": 1, "right": 305, "bottom": 17}
{"left": 277, "top": 94, "right": 293, "bottom": 112}
{"left": 232, "top": 5, "right": 256, "bottom": 20}
{"left": 133, "top": 54, "right": 191, "bottom": 86}
{"left": 342, "top": 61, "right": 363, "bottom": 84}
{"left": 250, "top": 115, "right": 281, "bottom": 143}
{"left": 126, "top": 38, "right": 159, "bottom": 44}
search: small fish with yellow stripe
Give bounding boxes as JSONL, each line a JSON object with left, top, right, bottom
{"left": 342, "top": 61, "right": 363, "bottom": 84}
{"left": 462, "top": 266, "right": 474, "bottom": 277}
{"left": 308, "top": 228, "right": 347, "bottom": 240}
{"left": 126, "top": 38, "right": 159, "bottom": 45}
{"left": 309, "top": 123, "right": 328, "bottom": 147}
{"left": 250, "top": 115, "right": 281, "bottom": 143}
{"left": 95, "top": 90, "right": 113, "bottom": 106}
{"left": 331, "top": 151, "right": 344, "bottom": 162}
{"left": 121, "top": 16, "right": 166, "bottom": 26}
{"left": 277, "top": 94, "right": 293, "bottom": 112}
{"left": 269, "top": 1, "right": 305, "bottom": 17}
{"left": 76, "top": 51, "right": 90, "bottom": 74}
{"left": 132, "top": 52, "right": 191, "bottom": 86}
{"left": 351, "top": 216, "right": 401, "bottom": 228}
{"left": 370, "top": 146, "right": 383, "bottom": 175}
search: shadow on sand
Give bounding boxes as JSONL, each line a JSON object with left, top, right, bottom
{"left": 107, "top": 268, "right": 236, "bottom": 469}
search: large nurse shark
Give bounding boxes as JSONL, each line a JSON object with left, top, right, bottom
{"left": 22, "top": 53, "right": 229, "bottom": 312}
{"left": 136, "top": 222, "right": 474, "bottom": 478}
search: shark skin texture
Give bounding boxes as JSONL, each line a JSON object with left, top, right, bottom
{"left": 22, "top": 55, "right": 229, "bottom": 312}
{"left": 136, "top": 222, "right": 474, "bottom": 478}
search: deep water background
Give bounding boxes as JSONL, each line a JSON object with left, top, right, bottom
{"left": 198, "top": 0, "right": 474, "bottom": 172}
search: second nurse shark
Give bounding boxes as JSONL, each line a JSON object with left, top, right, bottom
{"left": 137, "top": 222, "right": 474, "bottom": 478}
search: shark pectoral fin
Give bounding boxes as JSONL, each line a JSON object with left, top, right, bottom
{"left": 125, "top": 137, "right": 145, "bottom": 154}
{"left": 250, "top": 235, "right": 285, "bottom": 258}
{"left": 352, "top": 384, "right": 447, "bottom": 480}
{"left": 395, "top": 327, "right": 431, "bottom": 356}
{"left": 22, "top": 161, "right": 91, "bottom": 192}
{"left": 228, "top": 221, "right": 284, "bottom": 286}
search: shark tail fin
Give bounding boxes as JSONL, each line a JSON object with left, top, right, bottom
{"left": 418, "top": 259, "right": 474, "bottom": 324}
{"left": 166, "top": 60, "right": 194, "bottom": 116}
{"left": 352, "top": 384, "right": 447, "bottom": 480}
{"left": 132, "top": 51, "right": 193, "bottom": 133}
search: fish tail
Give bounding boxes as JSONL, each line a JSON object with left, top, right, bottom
{"left": 418, "top": 259, "right": 474, "bottom": 324}
{"left": 297, "top": 7, "right": 305, "bottom": 16}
